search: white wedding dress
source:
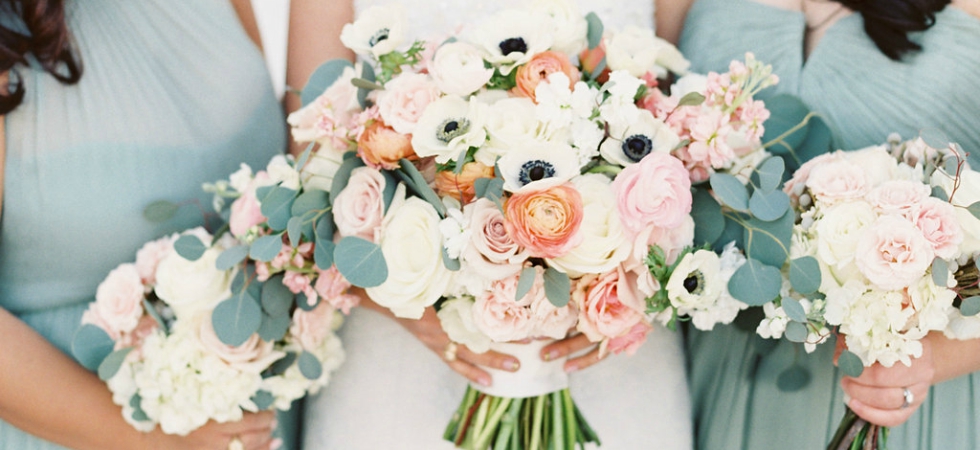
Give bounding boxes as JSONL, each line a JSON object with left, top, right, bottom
{"left": 302, "top": 1, "right": 693, "bottom": 449}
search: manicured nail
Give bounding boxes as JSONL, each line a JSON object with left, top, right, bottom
{"left": 565, "top": 363, "right": 579, "bottom": 373}
{"left": 843, "top": 394, "right": 851, "bottom": 405}
{"left": 270, "top": 438, "right": 283, "bottom": 450}
{"left": 543, "top": 350, "right": 559, "bottom": 361}
{"left": 478, "top": 376, "right": 492, "bottom": 387}
{"left": 504, "top": 359, "right": 520, "bottom": 371}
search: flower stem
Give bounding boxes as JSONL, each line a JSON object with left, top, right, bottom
{"left": 529, "top": 396, "right": 545, "bottom": 450}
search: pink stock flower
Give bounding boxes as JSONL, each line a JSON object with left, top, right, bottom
{"left": 290, "top": 302, "right": 337, "bottom": 351}
{"left": 472, "top": 269, "right": 539, "bottom": 342}
{"left": 92, "top": 264, "right": 146, "bottom": 337}
{"left": 910, "top": 198, "right": 963, "bottom": 260}
{"left": 284, "top": 271, "right": 319, "bottom": 307}
{"left": 505, "top": 181, "right": 584, "bottom": 259}
{"left": 229, "top": 172, "right": 272, "bottom": 238}
{"left": 686, "top": 109, "right": 735, "bottom": 169}
{"left": 855, "top": 216, "right": 935, "bottom": 290}
{"left": 314, "top": 267, "right": 358, "bottom": 314}
{"left": 327, "top": 293, "right": 361, "bottom": 316}
{"left": 611, "top": 152, "right": 692, "bottom": 238}
{"left": 332, "top": 167, "right": 387, "bottom": 241}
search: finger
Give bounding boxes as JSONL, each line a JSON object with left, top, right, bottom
{"left": 564, "top": 346, "right": 605, "bottom": 373}
{"left": 841, "top": 378, "right": 929, "bottom": 411}
{"left": 218, "top": 411, "right": 276, "bottom": 435}
{"left": 541, "top": 334, "right": 594, "bottom": 361}
{"left": 850, "top": 362, "right": 927, "bottom": 389}
{"left": 847, "top": 396, "right": 918, "bottom": 428}
{"left": 458, "top": 346, "right": 520, "bottom": 372}
{"left": 235, "top": 430, "right": 275, "bottom": 450}
{"left": 448, "top": 359, "right": 493, "bottom": 387}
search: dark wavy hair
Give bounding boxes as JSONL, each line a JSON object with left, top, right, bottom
{"left": 1, "top": 0, "right": 82, "bottom": 114}
{"left": 835, "top": 0, "right": 952, "bottom": 60}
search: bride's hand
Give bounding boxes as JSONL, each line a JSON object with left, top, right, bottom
{"left": 837, "top": 336, "right": 934, "bottom": 427}
{"left": 150, "top": 411, "right": 279, "bottom": 450}
{"left": 540, "top": 333, "right": 606, "bottom": 373}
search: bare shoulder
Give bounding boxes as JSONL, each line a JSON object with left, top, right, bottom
{"left": 951, "top": 0, "right": 980, "bottom": 20}
{"left": 656, "top": 0, "right": 697, "bottom": 44}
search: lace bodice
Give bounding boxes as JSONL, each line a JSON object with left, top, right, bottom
{"left": 354, "top": 0, "right": 655, "bottom": 35}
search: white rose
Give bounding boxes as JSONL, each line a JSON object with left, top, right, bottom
{"left": 933, "top": 167, "right": 980, "bottom": 256}
{"left": 437, "top": 296, "right": 492, "bottom": 353}
{"left": 814, "top": 200, "right": 877, "bottom": 281}
{"left": 301, "top": 143, "right": 347, "bottom": 192}
{"left": 481, "top": 97, "right": 543, "bottom": 165}
{"left": 366, "top": 195, "right": 454, "bottom": 319}
{"left": 430, "top": 42, "right": 494, "bottom": 97}
{"left": 846, "top": 145, "right": 906, "bottom": 187}
{"left": 339, "top": 5, "right": 407, "bottom": 58}
{"left": 528, "top": 0, "right": 588, "bottom": 55}
{"left": 605, "top": 26, "right": 689, "bottom": 77}
{"left": 154, "top": 230, "right": 234, "bottom": 321}
{"left": 547, "top": 175, "right": 631, "bottom": 277}
{"left": 411, "top": 95, "right": 487, "bottom": 164}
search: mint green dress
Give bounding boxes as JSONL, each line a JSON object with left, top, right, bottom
{"left": 0, "top": 1, "right": 293, "bottom": 449}
{"left": 680, "top": 1, "right": 980, "bottom": 449}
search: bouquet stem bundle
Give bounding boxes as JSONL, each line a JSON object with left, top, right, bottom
{"left": 827, "top": 407, "right": 888, "bottom": 450}
{"left": 444, "top": 386, "right": 599, "bottom": 450}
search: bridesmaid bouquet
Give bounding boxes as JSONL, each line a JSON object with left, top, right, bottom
{"left": 70, "top": 227, "right": 345, "bottom": 436}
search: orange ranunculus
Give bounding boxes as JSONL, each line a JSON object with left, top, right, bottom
{"left": 358, "top": 120, "right": 416, "bottom": 170}
{"left": 504, "top": 181, "right": 584, "bottom": 259}
{"left": 435, "top": 161, "right": 495, "bottom": 203}
{"left": 512, "top": 51, "right": 581, "bottom": 102}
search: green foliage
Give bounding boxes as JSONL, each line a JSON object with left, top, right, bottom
{"left": 781, "top": 298, "right": 808, "bottom": 323}
{"left": 298, "top": 351, "right": 323, "bottom": 380}
{"left": 968, "top": 201, "right": 980, "bottom": 220}
{"left": 776, "top": 365, "right": 812, "bottom": 392}
{"left": 544, "top": 267, "right": 571, "bottom": 307}
{"left": 748, "top": 190, "right": 790, "bottom": 222}
{"left": 676, "top": 92, "right": 706, "bottom": 108}
{"left": 330, "top": 156, "right": 367, "bottom": 205}
{"left": 212, "top": 290, "right": 263, "bottom": 347}
{"left": 358, "top": 64, "right": 376, "bottom": 108}
{"left": 728, "top": 258, "right": 782, "bottom": 306}
{"left": 143, "top": 200, "right": 179, "bottom": 223}
{"left": 960, "top": 296, "right": 980, "bottom": 317}
{"left": 692, "top": 189, "right": 725, "bottom": 246}
{"left": 784, "top": 321, "right": 808, "bottom": 343}
{"left": 301, "top": 59, "right": 354, "bottom": 107}
{"left": 250, "top": 234, "right": 284, "bottom": 263}
{"left": 442, "top": 248, "right": 461, "bottom": 272}
{"left": 585, "top": 12, "right": 603, "bottom": 49}
{"left": 931, "top": 186, "right": 949, "bottom": 202}
{"left": 762, "top": 94, "right": 811, "bottom": 151}
{"left": 98, "top": 348, "right": 133, "bottom": 381}
{"left": 174, "top": 234, "right": 207, "bottom": 261}
{"left": 932, "top": 258, "right": 949, "bottom": 287}
{"left": 258, "top": 311, "right": 291, "bottom": 342}
{"left": 296, "top": 142, "right": 316, "bottom": 170}
{"left": 382, "top": 171, "right": 400, "bottom": 214}
{"left": 291, "top": 189, "right": 330, "bottom": 217}
{"left": 334, "top": 236, "right": 388, "bottom": 288}
{"left": 756, "top": 157, "right": 785, "bottom": 193}
{"left": 709, "top": 173, "right": 749, "bottom": 211}
{"left": 474, "top": 177, "right": 505, "bottom": 209}
{"left": 72, "top": 324, "right": 115, "bottom": 371}
{"left": 216, "top": 245, "right": 249, "bottom": 270}
{"left": 742, "top": 210, "right": 794, "bottom": 267}
{"left": 260, "top": 187, "right": 297, "bottom": 232}
{"left": 486, "top": 67, "right": 518, "bottom": 91}
{"left": 789, "top": 256, "right": 821, "bottom": 295}
{"left": 397, "top": 159, "right": 447, "bottom": 217}
{"left": 261, "top": 275, "right": 294, "bottom": 317}
{"left": 515, "top": 266, "right": 537, "bottom": 302}
{"left": 129, "top": 394, "right": 150, "bottom": 422}
{"left": 838, "top": 349, "right": 865, "bottom": 377}
{"left": 251, "top": 390, "right": 275, "bottom": 410}
{"left": 287, "top": 216, "right": 304, "bottom": 248}
{"left": 267, "top": 352, "right": 298, "bottom": 376}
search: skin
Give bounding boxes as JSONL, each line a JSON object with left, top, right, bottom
{"left": 656, "top": 0, "right": 980, "bottom": 428}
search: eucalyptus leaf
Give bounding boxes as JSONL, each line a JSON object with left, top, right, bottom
{"left": 790, "top": 116, "right": 833, "bottom": 170}
{"left": 761, "top": 94, "right": 811, "bottom": 151}
{"left": 838, "top": 350, "right": 865, "bottom": 377}
{"left": 921, "top": 128, "right": 950, "bottom": 151}
{"left": 98, "top": 348, "right": 133, "bottom": 381}
{"left": 315, "top": 239, "right": 336, "bottom": 271}
{"left": 231, "top": 264, "right": 257, "bottom": 294}
{"left": 72, "top": 324, "right": 116, "bottom": 371}
{"left": 142, "top": 298, "right": 169, "bottom": 334}
{"left": 960, "top": 296, "right": 980, "bottom": 317}
{"left": 216, "top": 245, "right": 249, "bottom": 271}
{"left": 398, "top": 159, "right": 447, "bottom": 217}
{"left": 260, "top": 187, "right": 298, "bottom": 231}
{"left": 296, "top": 291, "right": 320, "bottom": 311}
{"left": 442, "top": 248, "right": 461, "bottom": 272}
{"left": 287, "top": 216, "right": 304, "bottom": 248}
{"left": 258, "top": 312, "right": 291, "bottom": 342}
{"left": 250, "top": 234, "right": 284, "bottom": 263}
{"left": 174, "top": 234, "right": 207, "bottom": 262}
{"left": 931, "top": 186, "right": 949, "bottom": 202}
{"left": 268, "top": 352, "right": 298, "bottom": 376}
{"left": 382, "top": 171, "right": 399, "bottom": 214}
{"left": 358, "top": 64, "right": 376, "bottom": 108}
{"left": 212, "top": 291, "right": 263, "bottom": 347}
{"left": 749, "top": 190, "right": 790, "bottom": 222}
{"left": 298, "top": 351, "right": 324, "bottom": 380}
{"left": 256, "top": 185, "right": 275, "bottom": 202}
{"left": 143, "top": 200, "right": 179, "bottom": 223}
{"left": 692, "top": 189, "right": 725, "bottom": 246}
{"left": 728, "top": 258, "right": 782, "bottom": 306}
{"left": 709, "top": 173, "right": 749, "bottom": 211}
{"left": 261, "top": 275, "right": 294, "bottom": 317}
{"left": 776, "top": 365, "right": 812, "bottom": 392}
{"left": 296, "top": 142, "right": 316, "bottom": 170}
{"left": 781, "top": 298, "right": 808, "bottom": 323}
{"left": 291, "top": 189, "right": 330, "bottom": 217}
{"left": 329, "top": 157, "right": 367, "bottom": 205}
{"left": 351, "top": 77, "right": 384, "bottom": 90}
{"left": 585, "top": 12, "right": 603, "bottom": 49}
{"left": 742, "top": 210, "right": 794, "bottom": 267}
{"left": 129, "top": 394, "right": 150, "bottom": 422}
{"left": 300, "top": 210, "right": 318, "bottom": 242}
{"left": 789, "top": 256, "right": 821, "bottom": 295}
{"left": 968, "top": 201, "right": 980, "bottom": 221}
{"left": 515, "top": 266, "right": 537, "bottom": 302}
{"left": 544, "top": 267, "right": 571, "bottom": 308}
{"left": 757, "top": 157, "right": 785, "bottom": 193}
{"left": 301, "top": 59, "right": 354, "bottom": 107}
{"left": 945, "top": 157, "right": 960, "bottom": 177}
{"left": 932, "top": 258, "right": 949, "bottom": 287}
{"left": 334, "top": 236, "right": 388, "bottom": 288}
{"left": 252, "top": 390, "right": 275, "bottom": 410}
{"left": 784, "top": 321, "right": 808, "bottom": 343}
{"left": 676, "top": 92, "right": 706, "bottom": 108}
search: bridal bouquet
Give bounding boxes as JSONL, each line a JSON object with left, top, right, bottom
{"left": 70, "top": 226, "right": 345, "bottom": 435}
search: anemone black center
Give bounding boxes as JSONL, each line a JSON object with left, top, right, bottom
{"left": 436, "top": 118, "right": 470, "bottom": 143}
{"left": 683, "top": 271, "right": 705, "bottom": 295}
{"left": 499, "top": 37, "right": 528, "bottom": 56}
{"left": 519, "top": 160, "right": 556, "bottom": 185}
{"left": 369, "top": 28, "right": 391, "bottom": 47}
{"left": 622, "top": 135, "right": 653, "bottom": 162}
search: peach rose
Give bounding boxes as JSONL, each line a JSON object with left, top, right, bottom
{"left": 513, "top": 51, "right": 580, "bottom": 102}
{"left": 358, "top": 121, "right": 416, "bottom": 170}
{"left": 434, "top": 161, "right": 495, "bottom": 203}
{"left": 611, "top": 152, "right": 692, "bottom": 238}
{"left": 505, "top": 181, "right": 584, "bottom": 259}
{"left": 855, "top": 216, "right": 935, "bottom": 290}
{"left": 290, "top": 302, "right": 337, "bottom": 351}
{"left": 574, "top": 267, "right": 646, "bottom": 345}
{"left": 92, "top": 264, "right": 146, "bottom": 337}
{"left": 332, "top": 166, "right": 386, "bottom": 241}
{"left": 472, "top": 269, "right": 538, "bottom": 342}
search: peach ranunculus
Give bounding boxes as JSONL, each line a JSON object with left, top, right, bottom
{"left": 357, "top": 120, "right": 416, "bottom": 170}
{"left": 574, "top": 267, "right": 648, "bottom": 353}
{"left": 197, "top": 313, "right": 285, "bottom": 374}
{"left": 504, "top": 180, "right": 584, "bottom": 259}
{"left": 513, "top": 51, "right": 580, "bottom": 102}
{"left": 855, "top": 215, "right": 935, "bottom": 290}
{"left": 435, "top": 161, "right": 495, "bottom": 203}
{"left": 375, "top": 73, "right": 442, "bottom": 135}
{"left": 472, "top": 268, "right": 539, "bottom": 342}
{"left": 611, "top": 152, "right": 692, "bottom": 238}
{"left": 332, "top": 166, "right": 387, "bottom": 241}
{"left": 909, "top": 197, "right": 963, "bottom": 260}
{"left": 289, "top": 302, "right": 338, "bottom": 351}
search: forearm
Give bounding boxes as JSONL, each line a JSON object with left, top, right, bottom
{"left": 654, "top": 0, "right": 695, "bottom": 44}
{"left": 0, "top": 308, "right": 152, "bottom": 450}
{"left": 930, "top": 331, "right": 980, "bottom": 384}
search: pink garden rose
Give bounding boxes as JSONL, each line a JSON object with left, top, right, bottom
{"left": 605, "top": 322, "right": 652, "bottom": 356}
{"left": 197, "top": 313, "right": 284, "bottom": 374}
{"left": 574, "top": 267, "right": 647, "bottom": 347}
{"left": 290, "top": 302, "right": 337, "bottom": 351}
{"left": 855, "top": 216, "right": 935, "bottom": 290}
{"left": 376, "top": 73, "right": 442, "bottom": 135}
{"left": 463, "top": 199, "right": 529, "bottom": 281}
{"left": 505, "top": 181, "right": 584, "bottom": 259}
{"left": 611, "top": 152, "right": 692, "bottom": 238}
{"left": 333, "top": 167, "right": 387, "bottom": 241}
{"left": 472, "top": 269, "right": 538, "bottom": 342}
{"left": 92, "top": 264, "right": 146, "bottom": 337}
{"left": 867, "top": 180, "right": 930, "bottom": 216}
{"left": 806, "top": 157, "right": 871, "bottom": 205}
{"left": 134, "top": 236, "right": 174, "bottom": 285}
{"left": 229, "top": 172, "right": 272, "bottom": 238}
{"left": 529, "top": 292, "right": 577, "bottom": 340}
{"left": 910, "top": 197, "right": 963, "bottom": 260}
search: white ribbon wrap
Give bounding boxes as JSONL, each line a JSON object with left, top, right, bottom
{"left": 471, "top": 340, "right": 569, "bottom": 398}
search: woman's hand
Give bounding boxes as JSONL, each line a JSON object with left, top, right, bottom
{"left": 540, "top": 333, "right": 606, "bottom": 373}
{"left": 839, "top": 337, "right": 935, "bottom": 427}
{"left": 150, "top": 411, "right": 279, "bottom": 450}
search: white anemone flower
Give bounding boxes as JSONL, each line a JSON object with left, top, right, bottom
{"left": 339, "top": 5, "right": 408, "bottom": 58}
{"left": 600, "top": 109, "right": 680, "bottom": 166}
{"left": 411, "top": 96, "right": 487, "bottom": 164}
{"left": 469, "top": 10, "right": 554, "bottom": 75}
{"left": 497, "top": 141, "right": 580, "bottom": 192}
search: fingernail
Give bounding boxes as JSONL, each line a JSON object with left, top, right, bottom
{"left": 270, "top": 438, "right": 283, "bottom": 450}
{"left": 843, "top": 393, "right": 851, "bottom": 405}
{"left": 504, "top": 359, "right": 520, "bottom": 372}
{"left": 543, "top": 350, "right": 558, "bottom": 361}
{"left": 479, "top": 376, "right": 491, "bottom": 387}
{"left": 565, "top": 363, "right": 579, "bottom": 373}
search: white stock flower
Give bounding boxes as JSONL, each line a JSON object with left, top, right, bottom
{"left": 599, "top": 71, "right": 644, "bottom": 127}
{"left": 412, "top": 96, "right": 487, "bottom": 164}
{"left": 439, "top": 204, "right": 470, "bottom": 260}
{"left": 339, "top": 5, "right": 407, "bottom": 58}
{"left": 154, "top": 229, "right": 234, "bottom": 321}
{"left": 228, "top": 164, "right": 254, "bottom": 193}
{"left": 469, "top": 9, "right": 554, "bottom": 74}
{"left": 600, "top": 109, "right": 680, "bottom": 166}
{"left": 605, "top": 26, "right": 689, "bottom": 77}
{"left": 528, "top": 0, "right": 588, "bottom": 54}
{"left": 547, "top": 175, "right": 631, "bottom": 277}
{"left": 430, "top": 42, "right": 494, "bottom": 96}
{"left": 301, "top": 144, "right": 347, "bottom": 192}
{"left": 756, "top": 302, "right": 790, "bottom": 339}
{"left": 266, "top": 155, "right": 300, "bottom": 190}
{"left": 437, "top": 296, "right": 492, "bottom": 353}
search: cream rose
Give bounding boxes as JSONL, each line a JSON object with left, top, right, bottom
{"left": 430, "top": 42, "right": 494, "bottom": 97}
{"left": 814, "top": 200, "right": 877, "bottom": 277}
{"left": 437, "top": 296, "right": 492, "bottom": 353}
{"left": 154, "top": 230, "right": 234, "bottom": 321}
{"left": 548, "top": 175, "right": 631, "bottom": 277}
{"left": 332, "top": 167, "right": 387, "bottom": 241}
{"left": 197, "top": 313, "right": 285, "bottom": 374}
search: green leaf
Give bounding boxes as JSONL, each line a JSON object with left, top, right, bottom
{"left": 838, "top": 349, "right": 865, "bottom": 377}
{"left": 296, "top": 291, "right": 320, "bottom": 311}
{"left": 301, "top": 59, "right": 354, "bottom": 107}
{"left": 174, "top": 234, "right": 207, "bottom": 262}
{"left": 351, "top": 77, "right": 384, "bottom": 90}
{"left": 129, "top": 394, "right": 150, "bottom": 422}
{"left": 743, "top": 210, "right": 794, "bottom": 267}
{"left": 329, "top": 156, "right": 367, "bottom": 205}
{"left": 932, "top": 258, "right": 949, "bottom": 287}
{"left": 676, "top": 91, "right": 706, "bottom": 108}
{"left": 260, "top": 187, "right": 298, "bottom": 231}
{"left": 287, "top": 216, "right": 303, "bottom": 248}
{"left": 300, "top": 210, "right": 319, "bottom": 242}
{"left": 921, "top": 128, "right": 950, "bottom": 150}
{"left": 315, "top": 239, "right": 336, "bottom": 271}
{"left": 960, "top": 296, "right": 980, "bottom": 316}
{"left": 776, "top": 365, "right": 812, "bottom": 392}
{"left": 291, "top": 189, "right": 330, "bottom": 217}
{"left": 143, "top": 200, "right": 179, "bottom": 223}
{"left": 267, "top": 352, "right": 298, "bottom": 376}
{"left": 692, "top": 189, "right": 725, "bottom": 246}
{"left": 784, "top": 321, "right": 808, "bottom": 343}
{"left": 585, "top": 12, "right": 604, "bottom": 49}
{"left": 789, "top": 256, "right": 821, "bottom": 295}
{"left": 761, "top": 94, "right": 811, "bottom": 151}
{"left": 515, "top": 266, "right": 537, "bottom": 302}
{"left": 298, "top": 350, "right": 323, "bottom": 380}
{"left": 250, "top": 234, "right": 284, "bottom": 263}
{"left": 398, "top": 159, "right": 447, "bottom": 217}
{"left": 749, "top": 190, "right": 790, "bottom": 222}
{"left": 257, "top": 311, "right": 291, "bottom": 342}
{"left": 931, "top": 186, "right": 949, "bottom": 202}
{"left": 358, "top": 64, "right": 376, "bottom": 108}
{"left": 709, "top": 173, "right": 749, "bottom": 211}
{"left": 945, "top": 157, "right": 960, "bottom": 177}
{"left": 382, "top": 171, "right": 400, "bottom": 214}
{"left": 142, "top": 298, "right": 169, "bottom": 334}
{"left": 968, "top": 201, "right": 980, "bottom": 221}
{"left": 544, "top": 267, "right": 571, "bottom": 308}
{"left": 98, "top": 348, "right": 133, "bottom": 381}
{"left": 216, "top": 245, "right": 249, "bottom": 271}
{"left": 334, "top": 236, "right": 388, "bottom": 288}
{"left": 781, "top": 298, "right": 808, "bottom": 323}
{"left": 757, "top": 157, "right": 785, "bottom": 193}
{"left": 231, "top": 264, "right": 256, "bottom": 294}
{"left": 728, "top": 258, "right": 782, "bottom": 306}
{"left": 72, "top": 324, "right": 115, "bottom": 371}
{"left": 261, "top": 275, "right": 294, "bottom": 317}
{"left": 252, "top": 390, "right": 275, "bottom": 410}
{"left": 789, "top": 116, "right": 832, "bottom": 171}
{"left": 212, "top": 290, "right": 263, "bottom": 347}
{"left": 474, "top": 177, "right": 505, "bottom": 201}
{"left": 296, "top": 142, "right": 316, "bottom": 170}
{"left": 442, "top": 248, "right": 461, "bottom": 272}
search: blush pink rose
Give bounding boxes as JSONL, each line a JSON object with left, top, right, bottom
{"left": 635, "top": 216, "right": 695, "bottom": 265}
{"left": 909, "top": 197, "right": 963, "bottom": 260}
{"left": 574, "top": 267, "right": 646, "bottom": 344}
{"left": 529, "top": 292, "right": 577, "bottom": 340}
{"left": 462, "top": 199, "right": 529, "bottom": 281}
{"left": 333, "top": 167, "right": 386, "bottom": 241}
{"left": 605, "top": 322, "right": 652, "bottom": 356}
{"left": 472, "top": 269, "right": 538, "bottom": 342}
{"left": 855, "top": 216, "right": 935, "bottom": 290}
{"left": 198, "top": 313, "right": 283, "bottom": 374}
{"left": 116, "top": 315, "right": 159, "bottom": 351}
{"left": 806, "top": 158, "right": 870, "bottom": 205}
{"left": 134, "top": 236, "right": 174, "bottom": 285}
{"left": 867, "top": 180, "right": 930, "bottom": 216}
{"left": 92, "top": 264, "right": 146, "bottom": 337}
{"left": 505, "top": 181, "right": 584, "bottom": 259}
{"left": 611, "top": 152, "right": 692, "bottom": 238}
{"left": 229, "top": 172, "right": 273, "bottom": 238}
{"left": 783, "top": 151, "right": 839, "bottom": 202}
{"left": 376, "top": 73, "right": 442, "bottom": 135}
{"left": 290, "top": 302, "right": 337, "bottom": 351}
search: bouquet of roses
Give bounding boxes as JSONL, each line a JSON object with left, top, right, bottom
{"left": 70, "top": 226, "right": 345, "bottom": 436}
